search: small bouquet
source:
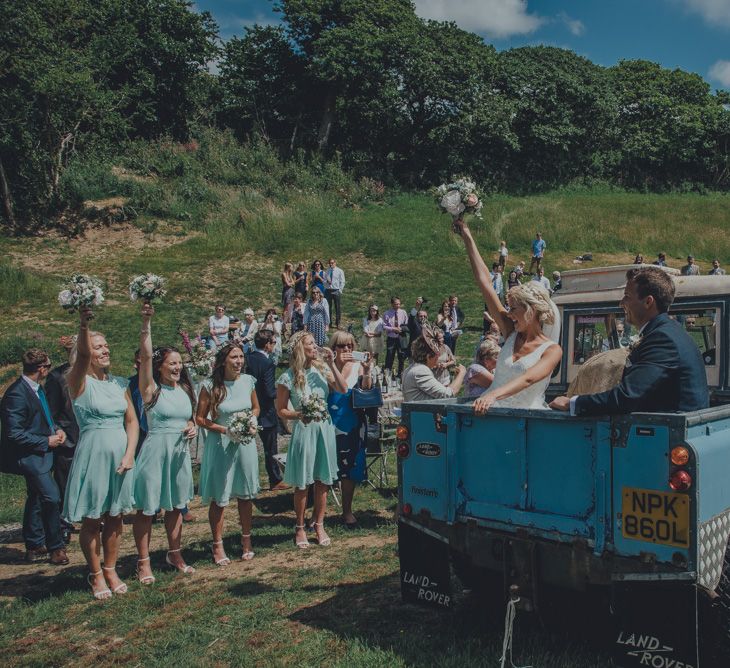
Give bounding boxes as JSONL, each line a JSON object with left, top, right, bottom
{"left": 58, "top": 274, "right": 104, "bottom": 314}
{"left": 227, "top": 409, "right": 261, "bottom": 443}
{"left": 129, "top": 273, "right": 167, "bottom": 303}
{"left": 434, "top": 178, "right": 483, "bottom": 231}
{"left": 300, "top": 393, "right": 329, "bottom": 423}
{"left": 187, "top": 338, "right": 215, "bottom": 381}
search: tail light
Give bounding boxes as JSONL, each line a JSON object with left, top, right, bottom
{"left": 397, "top": 442, "right": 410, "bottom": 458}
{"left": 669, "top": 470, "right": 692, "bottom": 491}
{"left": 670, "top": 446, "right": 690, "bottom": 466}
{"left": 396, "top": 424, "right": 409, "bottom": 441}
{"left": 402, "top": 503, "right": 412, "bottom": 516}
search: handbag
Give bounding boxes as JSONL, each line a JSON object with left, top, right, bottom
{"left": 352, "top": 381, "right": 383, "bottom": 410}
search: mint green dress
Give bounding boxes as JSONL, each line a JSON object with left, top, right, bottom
{"left": 199, "top": 374, "right": 261, "bottom": 505}
{"left": 133, "top": 384, "right": 195, "bottom": 515}
{"left": 277, "top": 367, "right": 338, "bottom": 489}
{"left": 64, "top": 375, "right": 134, "bottom": 522}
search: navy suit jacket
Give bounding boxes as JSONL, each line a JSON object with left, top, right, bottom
{"left": 45, "top": 362, "right": 79, "bottom": 450}
{"left": 575, "top": 313, "right": 710, "bottom": 415}
{"left": 245, "top": 351, "right": 277, "bottom": 429}
{"left": 0, "top": 377, "right": 54, "bottom": 475}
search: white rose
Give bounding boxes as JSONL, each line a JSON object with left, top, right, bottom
{"left": 58, "top": 290, "right": 73, "bottom": 306}
{"left": 440, "top": 190, "right": 465, "bottom": 217}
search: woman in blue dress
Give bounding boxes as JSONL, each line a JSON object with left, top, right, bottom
{"left": 64, "top": 306, "right": 138, "bottom": 600}
{"left": 276, "top": 332, "right": 347, "bottom": 549}
{"left": 196, "top": 343, "right": 261, "bottom": 565}
{"left": 304, "top": 287, "right": 330, "bottom": 347}
{"left": 310, "top": 259, "right": 326, "bottom": 294}
{"left": 132, "top": 304, "right": 198, "bottom": 584}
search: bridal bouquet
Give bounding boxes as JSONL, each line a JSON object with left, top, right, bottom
{"left": 227, "top": 409, "right": 261, "bottom": 443}
{"left": 129, "top": 273, "right": 167, "bottom": 303}
{"left": 300, "top": 393, "right": 329, "bottom": 423}
{"left": 187, "top": 338, "right": 215, "bottom": 381}
{"left": 434, "top": 178, "right": 483, "bottom": 226}
{"left": 58, "top": 274, "right": 105, "bottom": 314}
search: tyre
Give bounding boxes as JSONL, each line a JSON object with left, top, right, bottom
{"left": 699, "top": 540, "right": 730, "bottom": 667}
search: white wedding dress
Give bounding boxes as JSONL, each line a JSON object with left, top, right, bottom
{"left": 488, "top": 331, "right": 557, "bottom": 410}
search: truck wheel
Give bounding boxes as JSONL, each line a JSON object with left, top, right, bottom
{"left": 699, "top": 540, "right": 730, "bottom": 666}
{"left": 450, "top": 551, "right": 504, "bottom": 618}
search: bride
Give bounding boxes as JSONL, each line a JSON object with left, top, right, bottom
{"left": 454, "top": 219, "right": 562, "bottom": 413}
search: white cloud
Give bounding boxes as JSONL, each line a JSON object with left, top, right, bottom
{"left": 557, "top": 11, "right": 585, "bottom": 36}
{"left": 673, "top": 0, "right": 730, "bottom": 27}
{"left": 709, "top": 60, "right": 730, "bottom": 87}
{"left": 414, "top": 0, "right": 544, "bottom": 38}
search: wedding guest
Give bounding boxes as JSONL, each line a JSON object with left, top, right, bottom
{"left": 465, "top": 339, "right": 500, "bottom": 398}
{"left": 0, "top": 348, "right": 68, "bottom": 565}
{"left": 532, "top": 266, "right": 551, "bottom": 291}
{"left": 383, "top": 297, "right": 408, "bottom": 378}
{"left": 448, "top": 295, "right": 465, "bottom": 353}
{"left": 513, "top": 260, "right": 526, "bottom": 280}
{"left": 436, "top": 300, "right": 456, "bottom": 351}
{"left": 402, "top": 326, "right": 466, "bottom": 402}
{"left": 709, "top": 259, "right": 726, "bottom": 275}
{"left": 246, "top": 331, "right": 288, "bottom": 491}
{"left": 498, "top": 240, "right": 508, "bottom": 269}
{"left": 434, "top": 330, "right": 456, "bottom": 386}
{"left": 528, "top": 231, "right": 546, "bottom": 273}
{"left": 196, "top": 343, "right": 261, "bottom": 565}
{"left": 208, "top": 304, "right": 230, "bottom": 350}
{"left": 491, "top": 263, "right": 504, "bottom": 303}
{"left": 634, "top": 254, "right": 644, "bottom": 264}
{"left": 288, "top": 293, "right": 306, "bottom": 336}
{"left": 328, "top": 331, "right": 373, "bottom": 528}
{"left": 64, "top": 307, "right": 138, "bottom": 599}
{"left": 360, "top": 304, "right": 384, "bottom": 365}
{"left": 507, "top": 270, "right": 520, "bottom": 291}
{"left": 45, "top": 335, "right": 79, "bottom": 543}
{"left": 281, "top": 262, "right": 295, "bottom": 307}
{"left": 408, "top": 309, "right": 428, "bottom": 342}
{"left": 304, "top": 286, "right": 330, "bottom": 347}
{"left": 276, "top": 332, "right": 347, "bottom": 549}
{"left": 131, "top": 304, "right": 197, "bottom": 585}
{"left": 681, "top": 255, "right": 700, "bottom": 276}
{"left": 654, "top": 252, "right": 667, "bottom": 267}
{"left": 310, "top": 260, "right": 326, "bottom": 294}
{"left": 552, "top": 271, "right": 562, "bottom": 293}
{"left": 325, "top": 258, "right": 346, "bottom": 329}
{"left": 260, "top": 308, "right": 283, "bottom": 365}
{"left": 239, "top": 308, "right": 259, "bottom": 354}
{"left": 293, "top": 261, "right": 308, "bottom": 297}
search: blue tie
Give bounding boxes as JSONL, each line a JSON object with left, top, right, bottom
{"left": 37, "top": 386, "right": 55, "bottom": 430}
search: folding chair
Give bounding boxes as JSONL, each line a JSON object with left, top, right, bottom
{"left": 365, "top": 412, "right": 398, "bottom": 489}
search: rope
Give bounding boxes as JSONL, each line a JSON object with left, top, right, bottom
{"left": 499, "top": 596, "right": 532, "bottom": 668}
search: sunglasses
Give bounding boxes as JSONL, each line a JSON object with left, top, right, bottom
{"left": 40, "top": 363, "right": 52, "bottom": 369}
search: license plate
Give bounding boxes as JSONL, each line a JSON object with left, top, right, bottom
{"left": 621, "top": 487, "right": 690, "bottom": 548}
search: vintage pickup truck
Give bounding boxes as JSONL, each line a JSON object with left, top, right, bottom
{"left": 397, "top": 266, "right": 730, "bottom": 668}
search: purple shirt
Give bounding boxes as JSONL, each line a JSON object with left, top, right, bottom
{"left": 383, "top": 308, "right": 408, "bottom": 338}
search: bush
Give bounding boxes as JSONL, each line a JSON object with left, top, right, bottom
{"left": 58, "top": 158, "right": 125, "bottom": 207}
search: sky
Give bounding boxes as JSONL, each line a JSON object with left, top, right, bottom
{"left": 193, "top": 0, "right": 730, "bottom": 90}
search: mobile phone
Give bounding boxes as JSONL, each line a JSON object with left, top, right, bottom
{"left": 351, "top": 351, "right": 368, "bottom": 362}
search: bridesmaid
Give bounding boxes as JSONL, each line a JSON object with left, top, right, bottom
{"left": 64, "top": 306, "right": 138, "bottom": 600}
{"left": 132, "top": 303, "right": 198, "bottom": 584}
{"left": 196, "top": 343, "right": 261, "bottom": 564}
{"left": 276, "top": 332, "right": 347, "bottom": 549}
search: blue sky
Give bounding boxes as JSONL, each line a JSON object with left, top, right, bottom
{"left": 193, "top": 0, "right": 730, "bottom": 90}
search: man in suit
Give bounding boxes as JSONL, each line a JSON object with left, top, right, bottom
{"left": 45, "top": 335, "right": 79, "bottom": 544}
{"left": 0, "top": 349, "right": 69, "bottom": 564}
{"left": 550, "top": 267, "right": 709, "bottom": 415}
{"left": 448, "top": 294, "right": 465, "bottom": 354}
{"left": 246, "top": 331, "right": 290, "bottom": 491}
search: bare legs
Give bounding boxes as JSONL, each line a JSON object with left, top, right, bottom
{"left": 294, "top": 488, "right": 309, "bottom": 547}
{"left": 238, "top": 499, "right": 253, "bottom": 557}
{"left": 209, "top": 500, "right": 254, "bottom": 562}
{"left": 133, "top": 512, "right": 154, "bottom": 580}
{"left": 80, "top": 514, "right": 126, "bottom": 595}
{"left": 340, "top": 479, "right": 357, "bottom": 525}
{"left": 292, "top": 482, "right": 331, "bottom": 547}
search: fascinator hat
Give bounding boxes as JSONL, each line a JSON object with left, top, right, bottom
{"left": 420, "top": 323, "right": 442, "bottom": 356}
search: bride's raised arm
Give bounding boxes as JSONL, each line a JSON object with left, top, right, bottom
{"left": 454, "top": 219, "right": 514, "bottom": 339}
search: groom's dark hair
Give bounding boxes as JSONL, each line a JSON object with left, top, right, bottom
{"left": 626, "top": 267, "right": 675, "bottom": 313}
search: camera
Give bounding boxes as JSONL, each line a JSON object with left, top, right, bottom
{"left": 351, "top": 351, "right": 369, "bottom": 362}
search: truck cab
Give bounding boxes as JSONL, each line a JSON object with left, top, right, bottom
{"left": 548, "top": 264, "right": 730, "bottom": 404}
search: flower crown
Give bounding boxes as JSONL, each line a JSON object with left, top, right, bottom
{"left": 286, "top": 330, "right": 309, "bottom": 354}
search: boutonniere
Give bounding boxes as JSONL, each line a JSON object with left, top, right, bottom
{"left": 628, "top": 335, "right": 642, "bottom": 352}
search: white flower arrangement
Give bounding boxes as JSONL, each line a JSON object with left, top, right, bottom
{"left": 58, "top": 274, "right": 104, "bottom": 314}
{"left": 187, "top": 339, "right": 215, "bottom": 381}
{"left": 227, "top": 409, "right": 261, "bottom": 443}
{"left": 300, "top": 393, "right": 329, "bottom": 423}
{"left": 434, "top": 178, "right": 483, "bottom": 221}
{"left": 129, "top": 273, "right": 167, "bottom": 303}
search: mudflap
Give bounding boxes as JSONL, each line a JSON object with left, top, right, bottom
{"left": 398, "top": 520, "right": 452, "bottom": 609}
{"left": 611, "top": 581, "right": 698, "bottom": 668}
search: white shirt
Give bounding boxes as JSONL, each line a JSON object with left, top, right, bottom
{"left": 532, "top": 275, "right": 551, "bottom": 291}
{"left": 22, "top": 375, "right": 41, "bottom": 395}
{"left": 209, "top": 314, "right": 230, "bottom": 335}
{"left": 326, "top": 266, "right": 345, "bottom": 291}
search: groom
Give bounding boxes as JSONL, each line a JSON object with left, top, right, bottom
{"left": 550, "top": 267, "right": 709, "bottom": 415}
